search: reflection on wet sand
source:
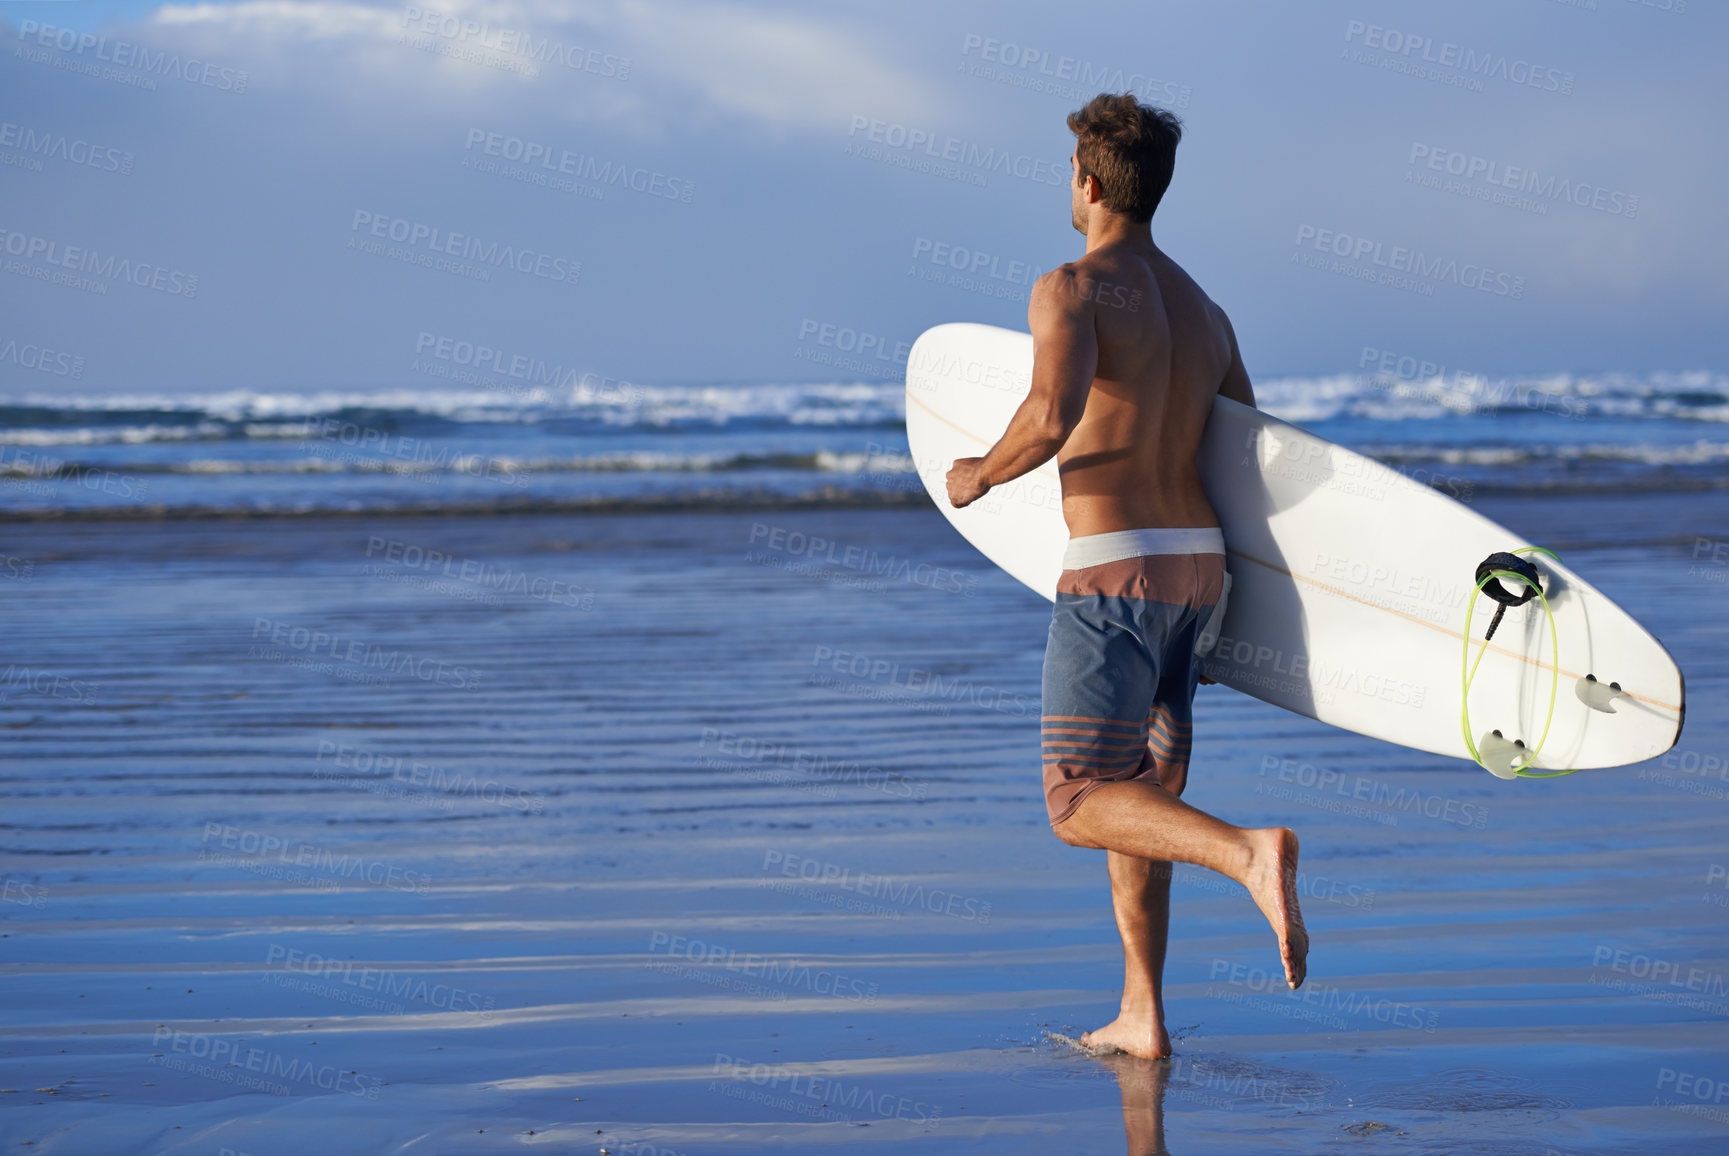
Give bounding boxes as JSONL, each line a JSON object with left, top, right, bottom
{"left": 1102, "top": 1051, "right": 1171, "bottom": 1156}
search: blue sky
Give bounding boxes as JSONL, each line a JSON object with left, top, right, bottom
{"left": 1, "top": 0, "right": 1724, "bottom": 392}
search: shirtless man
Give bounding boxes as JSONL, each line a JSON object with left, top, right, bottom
{"left": 945, "top": 94, "right": 1307, "bottom": 1060}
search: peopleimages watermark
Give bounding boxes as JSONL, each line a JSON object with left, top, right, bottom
{"left": 845, "top": 115, "right": 1066, "bottom": 188}
{"left": 1690, "top": 539, "right": 1728, "bottom": 589}
{"left": 908, "top": 236, "right": 1036, "bottom": 304}
{"left": 1202, "top": 628, "right": 1428, "bottom": 713}
{"left": 1, "top": 876, "right": 47, "bottom": 909}
{"left": 648, "top": 932, "right": 880, "bottom": 1004}
{"left": 894, "top": 442, "right": 1065, "bottom": 521}
{"left": 462, "top": 129, "right": 692, "bottom": 204}
{"left": 1169, "top": 862, "right": 1375, "bottom": 910}
{"left": 711, "top": 1053, "right": 943, "bottom": 1125}
{"left": 0, "top": 664, "right": 97, "bottom": 706}
{"left": 747, "top": 522, "right": 977, "bottom": 597}
{"left": 0, "top": 120, "right": 133, "bottom": 176}
{"left": 1542, "top": 0, "right": 1688, "bottom": 14}
{"left": 1703, "top": 863, "right": 1729, "bottom": 909}
{"left": 1152, "top": 1053, "right": 1325, "bottom": 1114}
{"left": 0, "top": 446, "right": 146, "bottom": 502}
{"left": 296, "top": 416, "right": 527, "bottom": 488}
{"left": 1255, "top": 755, "right": 1488, "bottom": 830}
{"left": 809, "top": 644, "right": 1033, "bottom": 718}
{"left": 699, "top": 727, "right": 928, "bottom": 801}
{"left": 0, "top": 226, "right": 199, "bottom": 297}
{"left": 1590, "top": 944, "right": 1729, "bottom": 1014}
{"left": 958, "top": 33, "right": 1192, "bottom": 108}
{"left": 792, "top": 318, "right": 911, "bottom": 379}
{"left": 1308, "top": 548, "right": 1473, "bottom": 628}
{"left": 411, "top": 330, "right": 645, "bottom": 405}
{"left": 1357, "top": 344, "right": 1583, "bottom": 419}
{"left": 264, "top": 943, "right": 498, "bottom": 1015}
{"left": 11, "top": 21, "right": 249, "bottom": 94}
{"left": 905, "top": 341, "right": 1032, "bottom": 397}
{"left": 1341, "top": 20, "right": 1575, "bottom": 97}
{"left": 761, "top": 849, "right": 992, "bottom": 923}
{"left": 249, "top": 616, "right": 483, "bottom": 691}
{"left": 858, "top": 440, "right": 922, "bottom": 494}
{"left": 362, "top": 535, "right": 594, "bottom": 609}
{"left": 1406, "top": 143, "right": 1636, "bottom": 219}
{"left": 1207, "top": 958, "right": 1437, "bottom": 1030}
{"left": 1640, "top": 746, "right": 1729, "bottom": 801}
{"left": 314, "top": 739, "right": 546, "bottom": 814}
{"left": 198, "top": 823, "right": 434, "bottom": 895}
{"left": 347, "top": 210, "right": 580, "bottom": 286}
{"left": 1292, "top": 223, "right": 1525, "bottom": 300}
{"left": 1654, "top": 1067, "right": 1729, "bottom": 1125}
{"left": 149, "top": 1028, "right": 382, "bottom": 1099}
{"left": 398, "top": 7, "right": 630, "bottom": 80}
{"left": 0, "top": 334, "right": 84, "bottom": 378}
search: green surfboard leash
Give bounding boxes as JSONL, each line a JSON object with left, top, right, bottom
{"left": 1458, "top": 545, "right": 1584, "bottom": 779}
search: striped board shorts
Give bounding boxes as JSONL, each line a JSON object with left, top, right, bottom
{"left": 1041, "top": 527, "right": 1229, "bottom": 828}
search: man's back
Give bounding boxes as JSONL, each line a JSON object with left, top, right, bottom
{"left": 1039, "top": 243, "right": 1251, "bottom": 536}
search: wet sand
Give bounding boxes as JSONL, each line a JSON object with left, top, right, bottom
{"left": 1, "top": 494, "right": 1726, "bottom": 1154}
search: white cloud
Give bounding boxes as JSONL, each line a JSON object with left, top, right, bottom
{"left": 613, "top": 0, "right": 944, "bottom": 131}
{"left": 146, "top": 0, "right": 949, "bottom": 132}
{"left": 156, "top": 0, "right": 396, "bottom": 37}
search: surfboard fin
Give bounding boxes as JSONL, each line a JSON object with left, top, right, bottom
{"left": 1477, "top": 730, "right": 1529, "bottom": 779}
{"left": 1575, "top": 674, "right": 1626, "bottom": 714}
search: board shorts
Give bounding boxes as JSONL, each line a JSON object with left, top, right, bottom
{"left": 1042, "top": 528, "right": 1230, "bottom": 829}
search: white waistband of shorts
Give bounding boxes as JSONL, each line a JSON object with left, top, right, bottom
{"left": 1062, "top": 527, "right": 1226, "bottom": 570}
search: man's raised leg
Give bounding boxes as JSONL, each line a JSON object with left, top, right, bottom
{"left": 1056, "top": 778, "right": 1308, "bottom": 991}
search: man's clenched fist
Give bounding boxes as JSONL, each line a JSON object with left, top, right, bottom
{"left": 946, "top": 457, "right": 991, "bottom": 508}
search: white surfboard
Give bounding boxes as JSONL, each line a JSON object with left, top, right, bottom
{"left": 905, "top": 322, "right": 1684, "bottom": 773}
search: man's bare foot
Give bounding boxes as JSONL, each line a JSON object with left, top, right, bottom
{"left": 1245, "top": 826, "right": 1308, "bottom": 988}
{"left": 1080, "top": 1010, "right": 1171, "bottom": 1059}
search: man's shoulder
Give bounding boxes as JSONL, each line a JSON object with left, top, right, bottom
{"left": 1144, "top": 251, "right": 1216, "bottom": 308}
{"left": 1034, "top": 259, "right": 1088, "bottom": 292}
{"left": 1042, "top": 250, "right": 1122, "bottom": 283}
{"left": 1030, "top": 262, "right": 1091, "bottom": 318}
{"left": 1032, "top": 252, "right": 1133, "bottom": 305}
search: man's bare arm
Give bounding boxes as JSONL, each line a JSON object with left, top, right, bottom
{"left": 946, "top": 268, "right": 1097, "bottom": 508}
{"left": 1217, "top": 311, "right": 1256, "bottom": 409}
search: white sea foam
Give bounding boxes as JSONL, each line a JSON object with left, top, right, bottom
{"left": 2, "top": 370, "right": 1724, "bottom": 438}
{"left": 0, "top": 450, "right": 923, "bottom": 478}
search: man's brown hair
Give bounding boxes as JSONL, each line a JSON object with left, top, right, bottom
{"left": 1067, "top": 94, "right": 1183, "bottom": 221}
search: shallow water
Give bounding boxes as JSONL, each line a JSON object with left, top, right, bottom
{"left": 1, "top": 495, "right": 1725, "bottom": 1154}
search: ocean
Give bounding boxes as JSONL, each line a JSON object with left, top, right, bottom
{"left": 1, "top": 365, "right": 1725, "bottom": 518}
